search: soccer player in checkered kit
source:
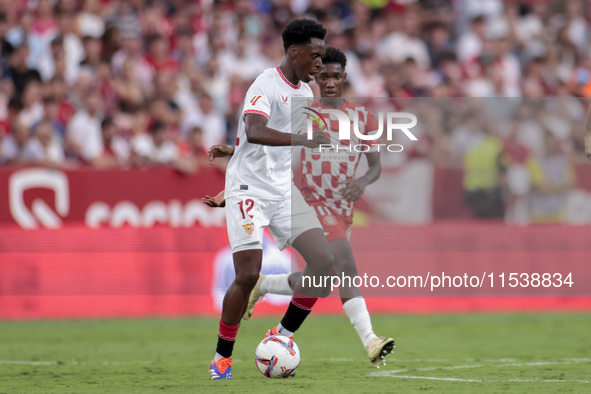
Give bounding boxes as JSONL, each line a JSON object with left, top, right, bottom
{"left": 205, "top": 47, "right": 395, "bottom": 372}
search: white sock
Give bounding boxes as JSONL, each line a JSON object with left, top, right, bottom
{"left": 343, "top": 297, "right": 377, "bottom": 349}
{"left": 214, "top": 352, "right": 224, "bottom": 362}
{"left": 260, "top": 274, "right": 293, "bottom": 295}
{"left": 276, "top": 322, "right": 294, "bottom": 338}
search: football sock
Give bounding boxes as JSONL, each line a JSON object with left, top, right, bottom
{"left": 276, "top": 322, "right": 294, "bottom": 338}
{"left": 214, "top": 353, "right": 224, "bottom": 362}
{"left": 343, "top": 297, "right": 377, "bottom": 349}
{"left": 261, "top": 274, "right": 293, "bottom": 295}
{"left": 279, "top": 290, "right": 317, "bottom": 334}
{"left": 215, "top": 320, "right": 239, "bottom": 358}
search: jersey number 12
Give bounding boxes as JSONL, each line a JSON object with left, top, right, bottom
{"left": 238, "top": 199, "right": 254, "bottom": 219}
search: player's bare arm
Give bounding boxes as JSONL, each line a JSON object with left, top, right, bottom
{"left": 339, "top": 151, "right": 381, "bottom": 201}
{"left": 585, "top": 102, "right": 591, "bottom": 161}
{"left": 245, "top": 113, "right": 330, "bottom": 148}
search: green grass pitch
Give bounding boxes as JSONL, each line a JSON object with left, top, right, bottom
{"left": 0, "top": 313, "right": 590, "bottom": 393}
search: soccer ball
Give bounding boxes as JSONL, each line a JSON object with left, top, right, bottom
{"left": 254, "top": 335, "right": 300, "bottom": 378}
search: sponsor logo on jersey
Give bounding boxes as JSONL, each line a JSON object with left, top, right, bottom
{"left": 281, "top": 95, "right": 288, "bottom": 103}
{"left": 323, "top": 215, "right": 338, "bottom": 226}
{"left": 243, "top": 222, "right": 255, "bottom": 236}
{"left": 240, "top": 185, "right": 249, "bottom": 190}
{"left": 303, "top": 107, "right": 329, "bottom": 131}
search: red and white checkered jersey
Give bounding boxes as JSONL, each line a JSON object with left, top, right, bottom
{"left": 298, "top": 99, "right": 380, "bottom": 220}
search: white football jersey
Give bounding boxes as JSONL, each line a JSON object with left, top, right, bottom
{"left": 225, "top": 67, "right": 313, "bottom": 200}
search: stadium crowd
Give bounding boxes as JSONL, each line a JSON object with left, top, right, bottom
{"left": 0, "top": 0, "right": 589, "bottom": 185}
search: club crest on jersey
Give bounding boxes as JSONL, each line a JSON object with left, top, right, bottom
{"left": 323, "top": 215, "right": 338, "bottom": 226}
{"left": 243, "top": 222, "right": 255, "bottom": 236}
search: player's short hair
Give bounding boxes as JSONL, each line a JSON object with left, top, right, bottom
{"left": 322, "top": 47, "right": 347, "bottom": 69}
{"left": 281, "top": 19, "right": 327, "bottom": 52}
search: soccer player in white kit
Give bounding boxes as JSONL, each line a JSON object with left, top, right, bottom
{"left": 208, "top": 19, "right": 335, "bottom": 380}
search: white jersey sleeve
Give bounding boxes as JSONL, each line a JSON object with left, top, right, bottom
{"left": 242, "top": 82, "right": 273, "bottom": 119}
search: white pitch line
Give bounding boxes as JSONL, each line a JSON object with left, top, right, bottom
{"left": 0, "top": 360, "right": 153, "bottom": 366}
{"left": 0, "top": 360, "right": 57, "bottom": 365}
{"left": 385, "top": 375, "right": 481, "bottom": 382}
{"left": 389, "top": 359, "right": 455, "bottom": 362}
{"left": 370, "top": 358, "right": 591, "bottom": 382}
{"left": 416, "top": 364, "right": 485, "bottom": 372}
{"left": 505, "top": 379, "right": 591, "bottom": 383}
{"left": 376, "top": 375, "right": 591, "bottom": 383}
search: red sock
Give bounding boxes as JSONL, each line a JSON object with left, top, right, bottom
{"left": 218, "top": 320, "right": 239, "bottom": 341}
{"left": 291, "top": 290, "right": 318, "bottom": 311}
{"left": 216, "top": 320, "right": 239, "bottom": 358}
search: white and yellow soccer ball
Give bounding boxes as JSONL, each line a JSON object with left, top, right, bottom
{"left": 254, "top": 335, "right": 300, "bottom": 378}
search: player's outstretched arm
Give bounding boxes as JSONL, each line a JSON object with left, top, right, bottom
{"left": 245, "top": 113, "right": 330, "bottom": 148}
{"left": 202, "top": 190, "right": 226, "bottom": 208}
{"left": 339, "top": 151, "right": 381, "bottom": 201}
{"left": 585, "top": 102, "right": 591, "bottom": 161}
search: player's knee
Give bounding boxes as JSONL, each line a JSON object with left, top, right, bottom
{"left": 338, "top": 257, "right": 358, "bottom": 277}
{"left": 316, "top": 249, "right": 336, "bottom": 274}
{"left": 235, "top": 270, "right": 260, "bottom": 292}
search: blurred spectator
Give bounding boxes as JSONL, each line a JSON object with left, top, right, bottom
{"left": 37, "top": 35, "right": 64, "bottom": 82}
{"left": 132, "top": 121, "right": 179, "bottom": 165}
{"left": 175, "top": 126, "right": 227, "bottom": 174}
{"left": 49, "top": 76, "right": 75, "bottom": 126}
{"left": 425, "top": 21, "right": 454, "bottom": 67}
{"left": 8, "top": 44, "right": 41, "bottom": 97}
{"left": 527, "top": 132, "right": 575, "bottom": 224}
{"left": 503, "top": 115, "right": 533, "bottom": 225}
{"left": 41, "top": 95, "right": 65, "bottom": 137}
{"left": 112, "top": 34, "right": 153, "bottom": 88}
{"left": 66, "top": 91, "right": 102, "bottom": 162}
{"left": 80, "top": 35, "right": 103, "bottom": 74}
{"left": 113, "top": 58, "right": 145, "bottom": 113}
{"left": 199, "top": 93, "right": 226, "bottom": 150}
{"left": 31, "top": 119, "right": 65, "bottom": 167}
{"left": 0, "top": 13, "right": 13, "bottom": 71}
{"left": 460, "top": 114, "right": 507, "bottom": 218}
{"left": 0, "top": 121, "right": 42, "bottom": 164}
{"left": 378, "top": 11, "right": 430, "bottom": 69}
{"left": 219, "top": 36, "right": 269, "bottom": 82}
{"left": 106, "top": 0, "right": 141, "bottom": 39}
{"left": 457, "top": 15, "right": 486, "bottom": 63}
{"left": 145, "top": 34, "right": 178, "bottom": 73}
{"left": 18, "top": 80, "right": 44, "bottom": 129}
{"left": 89, "top": 118, "right": 130, "bottom": 167}
{"left": 28, "top": 0, "right": 59, "bottom": 70}
{"left": 78, "top": 0, "right": 105, "bottom": 39}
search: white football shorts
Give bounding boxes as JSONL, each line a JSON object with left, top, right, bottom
{"left": 226, "top": 188, "right": 322, "bottom": 253}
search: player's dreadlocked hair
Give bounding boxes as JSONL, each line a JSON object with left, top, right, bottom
{"left": 281, "top": 19, "right": 327, "bottom": 52}
{"left": 322, "top": 47, "right": 347, "bottom": 69}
